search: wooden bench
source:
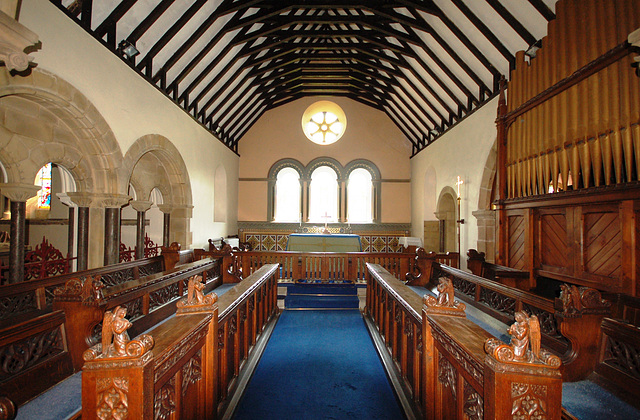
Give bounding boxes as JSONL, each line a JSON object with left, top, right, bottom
{"left": 53, "top": 257, "right": 222, "bottom": 371}
{"left": 467, "top": 248, "right": 531, "bottom": 290}
{"left": 0, "top": 310, "right": 74, "bottom": 409}
{"left": 0, "top": 254, "right": 169, "bottom": 416}
{"left": 365, "top": 263, "right": 563, "bottom": 419}
{"left": 80, "top": 264, "right": 279, "bottom": 420}
{"left": 431, "top": 263, "right": 611, "bottom": 382}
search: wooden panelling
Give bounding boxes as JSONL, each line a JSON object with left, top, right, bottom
{"left": 508, "top": 214, "right": 526, "bottom": 270}
{"left": 539, "top": 209, "right": 568, "bottom": 271}
{"left": 582, "top": 208, "right": 622, "bottom": 279}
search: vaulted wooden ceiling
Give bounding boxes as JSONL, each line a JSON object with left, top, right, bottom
{"left": 51, "top": 0, "right": 556, "bottom": 155}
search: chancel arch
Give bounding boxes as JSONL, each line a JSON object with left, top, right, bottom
{"left": 473, "top": 141, "right": 498, "bottom": 262}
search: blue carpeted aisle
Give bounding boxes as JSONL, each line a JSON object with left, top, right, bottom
{"left": 232, "top": 285, "right": 404, "bottom": 420}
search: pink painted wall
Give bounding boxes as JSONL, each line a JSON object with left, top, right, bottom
{"left": 238, "top": 97, "right": 412, "bottom": 222}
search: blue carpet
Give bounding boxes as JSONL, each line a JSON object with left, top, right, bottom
{"left": 288, "top": 285, "right": 357, "bottom": 295}
{"left": 215, "top": 283, "right": 236, "bottom": 296}
{"left": 16, "top": 372, "right": 82, "bottom": 420}
{"left": 232, "top": 310, "right": 405, "bottom": 420}
{"left": 562, "top": 379, "right": 640, "bottom": 419}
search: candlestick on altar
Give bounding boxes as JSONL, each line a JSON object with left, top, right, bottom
{"left": 321, "top": 212, "right": 331, "bottom": 234}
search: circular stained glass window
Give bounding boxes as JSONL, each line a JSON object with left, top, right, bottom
{"left": 301, "top": 101, "right": 347, "bottom": 145}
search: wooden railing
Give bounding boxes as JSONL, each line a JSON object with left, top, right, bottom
{"left": 0, "top": 237, "right": 76, "bottom": 284}
{"left": 366, "top": 263, "right": 563, "bottom": 419}
{"left": 435, "top": 263, "right": 611, "bottom": 382}
{"left": 80, "top": 264, "right": 279, "bottom": 420}
{"left": 225, "top": 250, "right": 459, "bottom": 283}
{"left": 119, "top": 234, "right": 161, "bottom": 262}
{"left": 0, "top": 255, "right": 166, "bottom": 323}
{"left": 53, "top": 258, "right": 221, "bottom": 371}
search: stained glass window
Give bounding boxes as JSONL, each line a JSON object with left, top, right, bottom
{"left": 36, "top": 163, "right": 52, "bottom": 209}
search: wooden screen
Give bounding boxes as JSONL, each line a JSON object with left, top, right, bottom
{"left": 504, "top": 0, "right": 640, "bottom": 198}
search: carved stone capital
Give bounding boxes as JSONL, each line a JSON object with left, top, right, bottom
{"left": 0, "top": 183, "right": 39, "bottom": 202}
{"left": 0, "top": 11, "right": 39, "bottom": 72}
{"left": 56, "top": 193, "right": 75, "bottom": 207}
{"left": 130, "top": 200, "right": 153, "bottom": 213}
{"left": 157, "top": 204, "right": 174, "bottom": 214}
{"left": 65, "top": 192, "right": 94, "bottom": 208}
{"left": 95, "top": 194, "right": 132, "bottom": 209}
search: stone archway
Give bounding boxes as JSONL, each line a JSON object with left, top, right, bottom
{"left": 123, "top": 134, "right": 193, "bottom": 247}
{"left": 0, "top": 68, "right": 126, "bottom": 268}
{"left": 473, "top": 140, "right": 497, "bottom": 262}
{"left": 435, "top": 187, "right": 457, "bottom": 253}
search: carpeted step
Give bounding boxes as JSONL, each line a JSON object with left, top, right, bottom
{"left": 285, "top": 295, "right": 359, "bottom": 309}
{"left": 288, "top": 284, "right": 357, "bottom": 296}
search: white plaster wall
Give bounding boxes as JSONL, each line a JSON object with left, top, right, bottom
{"left": 20, "top": 0, "right": 239, "bottom": 249}
{"left": 411, "top": 97, "right": 499, "bottom": 267}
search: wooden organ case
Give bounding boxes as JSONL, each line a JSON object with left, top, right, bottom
{"left": 495, "top": 0, "right": 640, "bottom": 296}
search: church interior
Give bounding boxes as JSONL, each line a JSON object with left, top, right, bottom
{"left": 1, "top": 0, "right": 639, "bottom": 418}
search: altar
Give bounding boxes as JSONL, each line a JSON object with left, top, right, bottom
{"left": 286, "top": 234, "right": 362, "bottom": 252}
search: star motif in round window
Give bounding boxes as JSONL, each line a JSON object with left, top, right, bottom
{"left": 301, "top": 101, "right": 347, "bottom": 145}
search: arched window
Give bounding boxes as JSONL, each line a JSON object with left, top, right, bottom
{"left": 347, "top": 168, "right": 373, "bottom": 223}
{"left": 309, "top": 166, "right": 338, "bottom": 222}
{"left": 274, "top": 167, "right": 301, "bottom": 222}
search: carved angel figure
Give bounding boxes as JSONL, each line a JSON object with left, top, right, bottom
{"left": 102, "top": 306, "right": 132, "bottom": 357}
{"left": 436, "top": 278, "right": 455, "bottom": 306}
{"left": 508, "top": 311, "right": 530, "bottom": 361}
{"left": 187, "top": 275, "right": 206, "bottom": 304}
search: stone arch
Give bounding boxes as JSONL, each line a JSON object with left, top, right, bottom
{"left": 436, "top": 187, "right": 457, "bottom": 253}
{"left": 422, "top": 166, "right": 439, "bottom": 251}
{"left": 305, "top": 156, "right": 343, "bottom": 179}
{"left": 123, "top": 134, "right": 193, "bottom": 246}
{"left": 0, "top": 68, "right": 124, "bottom": 193}
{"left": 473, "top": 139, "right": 498, "bottom": 261}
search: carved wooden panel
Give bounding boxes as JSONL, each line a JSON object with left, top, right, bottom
{"left": 508, "top": 214, "right": 525, "bottom": 270}
{"left": 582, "top": 209, "right": 621, "bottom": 279}
{"left": 539, "top": 210, "right": 568, "bottom": 270}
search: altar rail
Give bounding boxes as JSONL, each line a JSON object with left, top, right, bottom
{"left": 53, "top": 258, "right": 221, "bottom": 371}
{"left": 226, "top": 250, "right": 458, "bottom": 283}
{"left": 366, "top": 264, "right": 563, "bottom": 419}
{"left": 435, "top": 263, "right": 610, "bottom": 382}
{"left": 81, "top": 264, "right": 279, "bottom": 420}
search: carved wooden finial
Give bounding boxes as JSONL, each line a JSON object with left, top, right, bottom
{"left": 485, "top": 310, "right": 561, "bottom": 367}
{"left": 83, "top": 306, "right": 154, "bottom": 361}
{"left": 177, "top": 275, "right": 217, "bottom": 312}
{"left": 558, "top": 284, "right": 611, "bottom": 315}
{"left": 423, "top": 277, "right": 466, "bottom": 316}
{"left": 53, "top": 275, "right": 104, "bottom": 304}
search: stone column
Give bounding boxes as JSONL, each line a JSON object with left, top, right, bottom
{"left": 338, "top": 178, "right": 347, "bottom": 223}
{"left": 158, "top": 204, "right": 173, "bottom": 247}
{"left": 131, "top": 200, "right": 153, "bottom": 259}
{"left": 473, "top": 209, "right": 497, "bottom": 263}
{"left": 57, "top": 193, "right": 76, "bottom": 271}
{"left": 170, "top": 204, "right": 193, "bottom": 249}
{"left": 99, "top": 195, "right": 131, "bottom": 266}
{"left": 66, "top": 193, "right": 97, "bottom": 271}
{"left": 301, "top": 178, "right": 310, "bottom": 222}
{"left": 0, "top": 183, "right": 39, "bottom": 283}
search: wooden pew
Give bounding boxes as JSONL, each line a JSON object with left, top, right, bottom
{"left": 433, "top": 263, "right": 611, "bottom": 382}
{"left": 595, "top": 318, "right": 640, "bottom": 398}
{"left": 467, "top": 248, "right": 531, "bottom": 290}
{"left": 365, "top": 263, "right": 563, "bottom": 419}
{"left": 53, "top": 257, "right": 221, "bottom": 371}
{"left": 0, "top": 310, "right": 74, "bottom": 408}
{"left": 80, "top": 264, "right": 279, "bottom": 420}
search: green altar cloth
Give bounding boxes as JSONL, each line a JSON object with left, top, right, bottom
{"left": 286, "top": 234, "right": 362, "bottom": 252}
